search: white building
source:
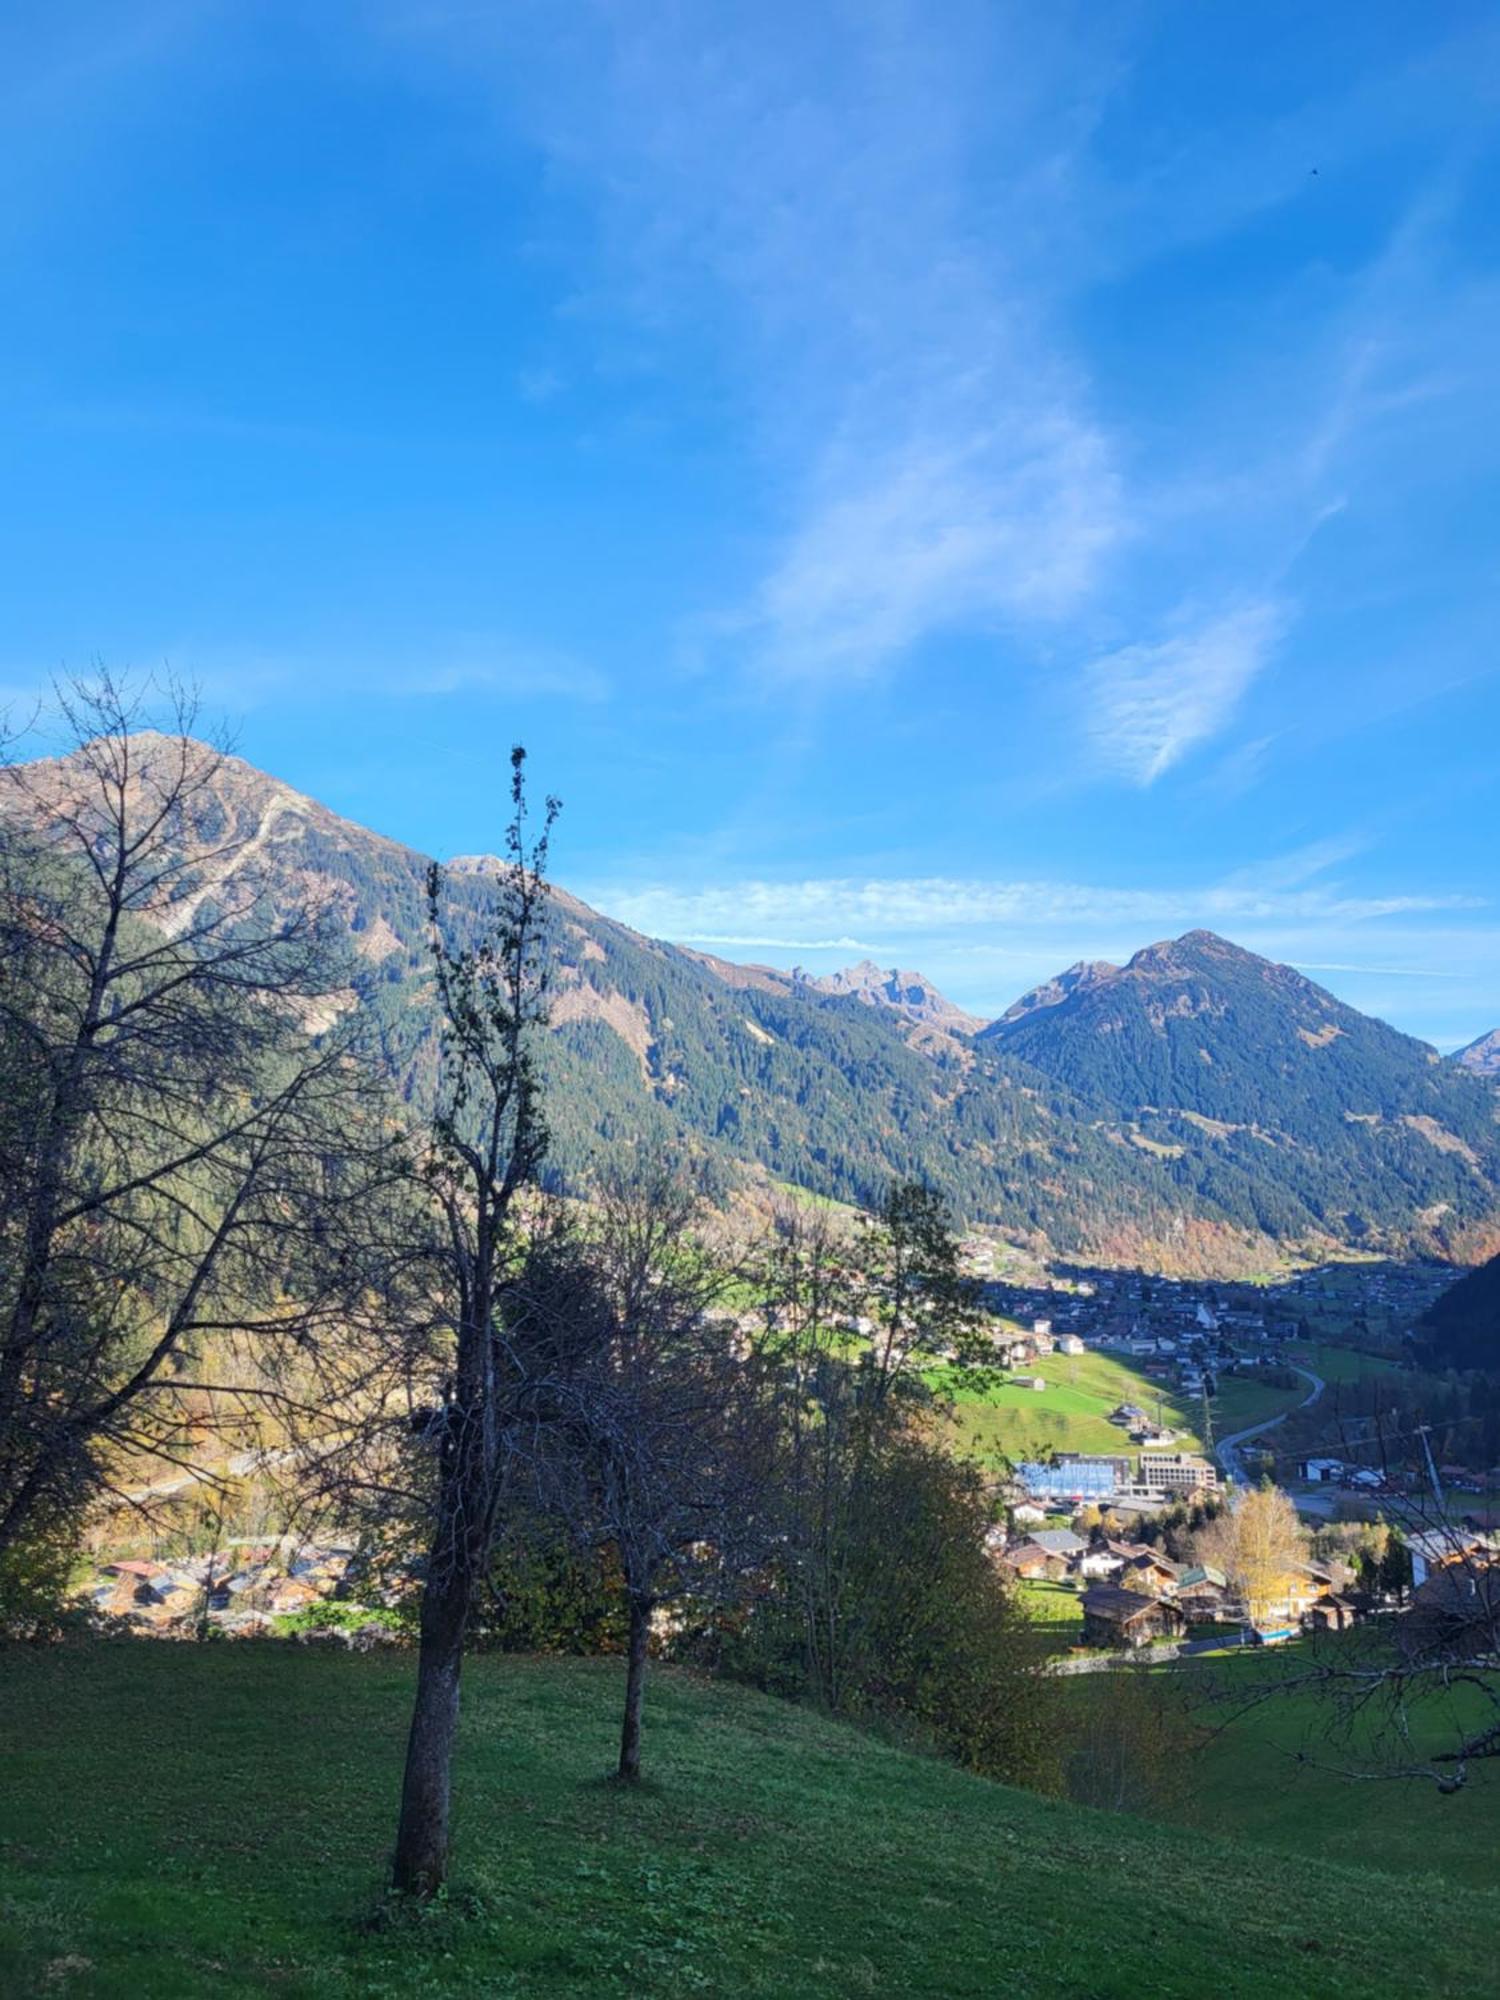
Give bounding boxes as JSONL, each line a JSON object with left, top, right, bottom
{"left": 1298, "top": 1457, "right": 1344, "bottom": 1484}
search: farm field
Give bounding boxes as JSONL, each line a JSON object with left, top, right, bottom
{"left": 3, "top": 1643, "right": 1498, "bottom": 1998}
{"left": 1209, "top": 1373, "right": 1310, "bottom": 1435}
{"left": 937, "top": 1349, "right": 1202, "bottom": 1466}
{"left": 1284, "top": 1342, "right": 1400, "bottom": 1387}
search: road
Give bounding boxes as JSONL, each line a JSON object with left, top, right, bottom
{"left": 1216, "top": 1365, "right": 1324, "bottom": 1485}
{"left": 120, "top": 1447, "right": 291, "bottom": 1508}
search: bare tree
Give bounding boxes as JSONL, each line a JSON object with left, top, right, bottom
{"left": 579, "top": 1158, "right": 775, "bottom": 1783}
{"left": 0, "top": 673, "right": 387, "bottom": 1567}
{"left": 390, "top": 747, "right": 559, "bottom": 1897}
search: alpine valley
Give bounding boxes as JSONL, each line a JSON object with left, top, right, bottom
{"left": 10, "top": 739, "right": 1500, "bottom": 1277}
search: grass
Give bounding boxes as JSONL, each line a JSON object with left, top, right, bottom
{"left": 1209, "top": 1373, "right": 1308, "bottom": 1435}
{"left": 3, "top": 1644, "right": 1499, "bottom": 1997}
{"left": 1162, "top": 1640, "right": 1500, "bottom": 1894}
{"left": 1015, "top": 1578, "right": 1084, "bottom": 1655}
{"left": 937, "top": 1349, "right": 1202, "bottom": 1465}
{"left": 1285, "top": 1343, "right": 1399, "bottom": 1388}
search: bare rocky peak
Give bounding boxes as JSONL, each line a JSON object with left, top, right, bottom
{"left": 803, "top": 958, "right": 987, "bottom": 1036}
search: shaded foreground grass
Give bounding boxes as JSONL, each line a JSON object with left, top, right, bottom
{"left": 3, "top": 1643, "right": 1498, "bottom": 1997}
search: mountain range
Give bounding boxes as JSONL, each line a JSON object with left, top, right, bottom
{"left": 7, "top": 738, "right": 1500, "bottom": 1275}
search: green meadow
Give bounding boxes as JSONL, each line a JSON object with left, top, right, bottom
{"left": 3, "top": 1642, "right": 1497, "bottom": 1998}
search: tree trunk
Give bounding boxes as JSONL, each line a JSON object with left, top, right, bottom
{"left": 391, "top": 1562, "right": 470, "bottom": 1896}
{"left": 618, "top": 1595, "right": 652, "bottom": 1783}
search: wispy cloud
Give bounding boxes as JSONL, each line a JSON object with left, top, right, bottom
{"left": 0, "top": 639, "right": 609, "bottom": 715}
{"left": 589, "top": 867, "right": 1476, "bottom": 944}
{"left": 1085, "top": 601, "right": 1286, "bottom": 785}
{"left": 757, "top": 406, "right": 1120, "bottom": 682}
{"left": 385, "top": 4, "right": 1125, "bottom": 686}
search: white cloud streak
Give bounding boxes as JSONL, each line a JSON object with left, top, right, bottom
{"left": 1085, "top": 601, "right": 1286, "bottom": 785}
{"left": 589, "top": 869, "right": 1478, "bottom": 943}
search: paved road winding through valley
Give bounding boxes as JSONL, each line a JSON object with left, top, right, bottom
{"left": 1216, "top": 1365, "right": 1325, "bottom": 1485}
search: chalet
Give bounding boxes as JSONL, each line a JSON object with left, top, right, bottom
{"left": 1122, "top": 1549, "right": 1183, "bottom": 1596}
{"left": 1029, "top": 1529, "right": 1087, "bottom": 1565}
{"left": 1078, "top": 1545, "right": 1126, "bottom": 1579}
{"left": 999, "top": 1541, "right": 1070, "bottom": 1581}
{"left": 1252, "top": 1566, "right": 1329, "bottom": 1627}
{"left": 1080, "top": 1585, "right": 1187, "bottom": 1649}
{"left": 1411, "top": 1556, "right": 1499, "bottom": 1645}
{"left": 1407, "top": 1528, "right": 1488, "bottom": 1590}
{"left": 1055, "top": 1334, "right": 1085, "bottom": 1356}
{"left": 1175, "top": 1563, "right": 1232, "bottom": 1621}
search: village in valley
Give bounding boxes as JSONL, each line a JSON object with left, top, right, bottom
{"left": 79, "top": 1247, "right": 1495, "bottom": 1672}
{"left": 955, "top": 1246, "right": 1497, "bottom": 1662}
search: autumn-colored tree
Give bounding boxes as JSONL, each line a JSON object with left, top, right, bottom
{"left": 1206, "top": 1484, "right": 1305, "bottom": 1626}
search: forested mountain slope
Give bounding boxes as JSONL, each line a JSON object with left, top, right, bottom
{"left": 978, "top": 929, "right": 1500, "bottom": 1261}
{"left": 6, "top": 740, "right": 1499, "bottom": 1271}
{"left": 1417, "top": 1250, "right": 1500, "bottom": 1371}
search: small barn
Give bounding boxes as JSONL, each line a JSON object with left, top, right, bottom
{"left": 1080, "top": 1585, "right": 1186, "bottom": 1649}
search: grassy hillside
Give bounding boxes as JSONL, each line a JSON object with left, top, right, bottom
{"left": 3, "top": 1645, "right": 1497, "bottom": 1998}
{"left": 936, "top": 1348, "right": 1314, "bottom": 1469}
{"left": 939, "top": 1349, "right": 1201, "bottom": 1464}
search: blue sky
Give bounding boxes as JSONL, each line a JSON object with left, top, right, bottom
{"left": 4, "top": 3, "right": 1498, "bottom": 1045}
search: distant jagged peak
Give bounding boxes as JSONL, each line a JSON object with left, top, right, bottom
{"left": 804, "top": 958, "right": 987, "bottom": 1036}
{"left": 445, "top": 853, "right": 506, "bottom": 877}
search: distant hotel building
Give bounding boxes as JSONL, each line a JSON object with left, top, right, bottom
{"left": 1138, "top": 1450, "right": 1219, "bottom": 1496}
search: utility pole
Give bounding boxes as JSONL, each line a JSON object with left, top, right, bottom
{"left": 1415, "top": 1424, "right": 1444, "bottom": 1515}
